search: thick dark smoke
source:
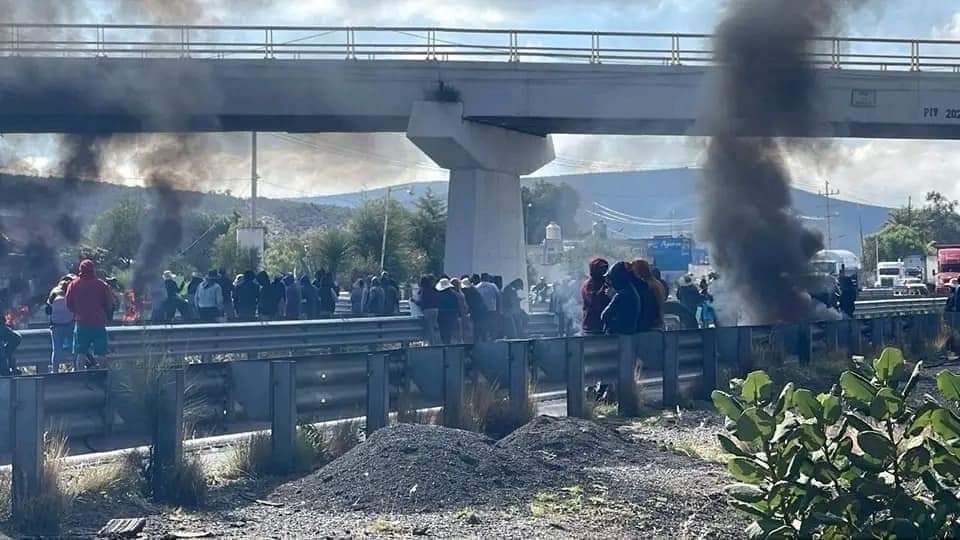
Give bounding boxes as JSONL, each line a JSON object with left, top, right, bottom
{"left": 698, "top": 0, "right": 867, "bottom": 324}
{"left": 127, "top": 134, "right": 218, "bottom": 296}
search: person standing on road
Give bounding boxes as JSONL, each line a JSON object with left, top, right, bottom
{"left": 351, "top": 278, "right": 366, "bottom": 315}
{"left": 217, "top": 268, "right": 235, "bottom": 321}
{"left": 283, "top": 274, "right": 301, "bottom": 320}
{"left": 632, "top": 259, "right": 665, "bottom": 330}
{"left": 838, "top": 265, "right": 858, "bottom": 318}
{"left": 475, "top": 273, "right": 502, "bottom": 341}
{"left": 381, "top": 272, "right": 400, "bottom": 315}
{"left": 256, "top": 271, "right": 275, "bottom": 319}
{"left": 581, "top": 258, "right": 611, "bottom": 336}
{"left": 0, "top": 322, "right": 20, "bottom": 376}
{"left": 677, "top": 275, "right": 702, "bottom": 316}
{"left": 435, "top": 278, "right": 461, "bottom": 345}
{"left": 300, "top": 275, "right": 319, "bottom": 319}
{"left": 601, "top": 261, "right": 640, "bottom": 336}
{"left": 319, "top": 272, "right": 339, "bottom": 317}
{"left": 186, "top": 271, "right": 203, "bottom": 315}
{"left": 195, "top": 270, "right": 224, "bottom": 322}
{"left": 412, "top": 275, "right": 439, "bottom": 344}
{"left": 234, "top": 270, "right": 260, "bottom": 321}
{"left": 66, "top": 259, "right": 115, "bottom": 369}
{"left": 162, "top": 270, "right": 190, "bottom": 322}
{"left": 47, "top": 276, "right": 76, "bottom": 372}
{"left": 366, "top": 277, "right": 386, "bottom": 315}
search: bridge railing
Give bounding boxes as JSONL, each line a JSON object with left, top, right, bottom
{"left": 2, "top": 24, "right": 960, "bottom": 71}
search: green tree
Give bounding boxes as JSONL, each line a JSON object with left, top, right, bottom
{"left": 862, "top": 223, "right": 930, "bottom": 272}
{"left": 209, "top": 223, "right": 260, "bottom": 273}
{"left": 886, "top": 191, "right": 960, "bottom": 245}
{"left": 348, "top": 198, "right": 413, "bottom": 279}
{"left": 408, "top": 189, "right": 447, "bottom": 275}
{"left": 263, "top": 234, "right": 307, "bottom": 276}
{"left": 304, "top": 227, "right": 353, "bottom": 281}
{"left": 179, "top": 212, "right": 234, "bottom": 272}
{"left": 87, "top": 197, "right": 145, "bottom": 266}
{"left": 522, "top": 181, "right": 580, "bottom": 245}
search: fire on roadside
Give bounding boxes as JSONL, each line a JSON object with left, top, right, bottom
{"left": 4, "top": 304, "right": 31, "bottom": 328}
{"left": 123, "top": 289, "right": 141, "bottom": 323}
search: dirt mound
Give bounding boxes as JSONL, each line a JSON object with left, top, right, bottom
{"left": 280, "top": 423, "right": 561, "bottom": 512}
{"left": 497, "top": 415, "right": 638, "bottom": 465}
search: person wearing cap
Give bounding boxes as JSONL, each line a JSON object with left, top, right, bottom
{"left": 195, "top": 270, "right": 224, "bottom": 322}
{"left": 65, "top": 259, "right": 115, "bottom": 369}
{"left": 46, "top": 275, "right": 76, "bottom": 372}
{"left": 162, "top": 270, "right": 190, "bottom": 322}
{"left": 460, "top": 276, "right": 485, "bottom": 344}
{"left": 435, "top": 277, "right": 460, "bottom": 345}
{"left": 186, "top": 271, "right": 204, "bottom": 314}
{"left": 677, "top": 274, "right": 702, "bottom": 316}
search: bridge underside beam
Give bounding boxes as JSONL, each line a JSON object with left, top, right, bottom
{"left": 407, "top": 101, "right": 555, "bottom": 287}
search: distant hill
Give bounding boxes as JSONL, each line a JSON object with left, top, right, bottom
{"left": 297, "top": 168, "right": 891, "bottom": 254}
{"left": 0, "top": 174, "right": 352, "bottom": 237}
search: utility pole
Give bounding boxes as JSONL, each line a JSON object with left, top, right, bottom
{"left": 820, "top": 179, "right": 840, "bottom": 249}
{"left": 251, "top": 132, "right": 258, "bottom": 226}
{"left": 380, "top": 186, "right": 392, "bottom": 272}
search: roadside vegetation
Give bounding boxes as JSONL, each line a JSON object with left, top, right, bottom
{"left": 714, "top": 347, "right": 960, "bottom": 538}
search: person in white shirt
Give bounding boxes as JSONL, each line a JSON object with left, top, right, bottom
{"left": 195, "top": 270, "right": 224, "bottom": 322}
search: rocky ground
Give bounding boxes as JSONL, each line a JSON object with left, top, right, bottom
{"left": 1, "top": 409, "right": 746, "bottom": 539}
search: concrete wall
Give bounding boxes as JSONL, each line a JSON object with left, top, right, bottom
{"left": 1, "top": 57, "right": 959, "bottom": 138}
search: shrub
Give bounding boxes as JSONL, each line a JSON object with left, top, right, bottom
{"left": 461, "top": 379, "right": 537, "bottom": 439}
{"left": 11, "top": 433, "right": 75, "bottom": 536}
{"left": 712, "top": 347, "right": 960, "bottom": 538}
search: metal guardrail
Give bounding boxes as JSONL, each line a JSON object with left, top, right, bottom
{"left": 854, "top": 297, "right": 947, "bottom": 318}
{"left": 1, "top": 24, "right": 959, "bottom": 71}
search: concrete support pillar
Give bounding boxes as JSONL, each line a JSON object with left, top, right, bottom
{"left": 407, "top": 101, "right": 555, "bottom": 286}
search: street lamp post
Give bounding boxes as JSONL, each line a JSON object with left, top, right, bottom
{"left": 379, "top": 186, "right": 392, "bottom": 272}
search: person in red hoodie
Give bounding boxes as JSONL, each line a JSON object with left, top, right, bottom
{"left": 580, "top": 258, "right": 611, "bottom": 335}
{"left": 65, "top": 259, "right": 115, "bottom": 369}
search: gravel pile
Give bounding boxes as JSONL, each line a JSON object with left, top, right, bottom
{"left": 498, "top": 415, "right": 639, "bottom": 466}
{"left": 278, "top": 423, "right": 562, "bottom": 512}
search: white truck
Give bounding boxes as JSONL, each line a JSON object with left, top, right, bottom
{"left": 811, "top": 250, "right": 862, "bottom": 287}
{"left": 875, "top": 261, "right": 906, "bottom": 288}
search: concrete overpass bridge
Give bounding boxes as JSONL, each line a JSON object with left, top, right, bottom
{"left": 3, "top": 23, "right": 960, "bottom": 285}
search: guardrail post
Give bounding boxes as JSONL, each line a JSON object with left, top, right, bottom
{"left": 153, "top": 369, "right": 184, "bottom": 500}
{"left": 617, "top": 335, "right": 638, "bottom": 417}
{"left": 823, "top": 321, "right": 839, "bottom": 354}
{"left": 700, "top": 328, "right": 718, "bottom": 398}
{"left": 366, "top": 353, "right": 389, "bottom": 433}
{"left": 566, "top": 339, "right": 585, "bottom": 418}
{"left": 507, "top": 341, "right": 531, "bottom": 419}
{"left": 768, "top": 326, "right": 786, "bottom": 365}
{"left": 871, "top": 318, "right": 886, "bottom": 349}
{"left": 890, "top": 316, "right": 904, "bottom": 347}
{"left": 737, "top": 326, "right": 753, "bottom": 375}
{"left": 849, "top": 319, "right": 863, "bottom": 355}
{"left": 663, "top": 332, "right": 680, "bottom": 408}
{"left": 270, "top": 361, "right": 296, "bottom": 472}
{"left": 11, "top": 376, "right": 43, "bottom": 517}
{"left": 797, "top": 324, "right": 813, "bottom": 365}
{"left": 926, "top": 313, "right": 943, "bottom": 342}
{"left": 442, "top": 347, "right": 465, "bottom": 428}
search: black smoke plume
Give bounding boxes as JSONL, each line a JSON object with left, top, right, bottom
{"left": 698, "top": 0, "right": 866, "bottom": 324}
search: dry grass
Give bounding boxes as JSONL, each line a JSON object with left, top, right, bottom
{"left": 460, "top": 378, "right": 537, "bottom": 439}
{"left": 529, "top": 484, "right": 640, "bottom": 522}
{"left": 0, "top": 470, "right": 10, "bottom": 521}
{"left": 326, "top": 420, "right": 363, "bottom": 459}
{"left": 367, "top": 516, "right": 403, "bottom": 534}
{"left": 67, "top": 462, "right": 132, "bottom": 496}
{"left": 222, "top": 432, "right": 273, "bottom": 480}
{"left": 159, "top": 455, "right": 207, "bottom": 508}
{"left": 668, "top": 438, "right": 729, "bottom": 465}
{"left": 11, "top": 432, "right": 75, "bottom": 536}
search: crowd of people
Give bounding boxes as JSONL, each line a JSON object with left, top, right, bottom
{"left": 153, "top": 268, "right": 361, "bottom": 323}
{"left": 408, "top": 273, "right": 527, "bottom": 345}
{"left": 580, "top": 258, "right": 669, "bottom": 335}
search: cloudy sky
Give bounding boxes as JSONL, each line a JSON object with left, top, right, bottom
{"left": 3, "top": 0, "right": 960, "bottom": 207}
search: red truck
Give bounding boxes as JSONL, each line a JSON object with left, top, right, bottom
{"left": 935, "top": 244, "right": 960, "bottom": 295}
